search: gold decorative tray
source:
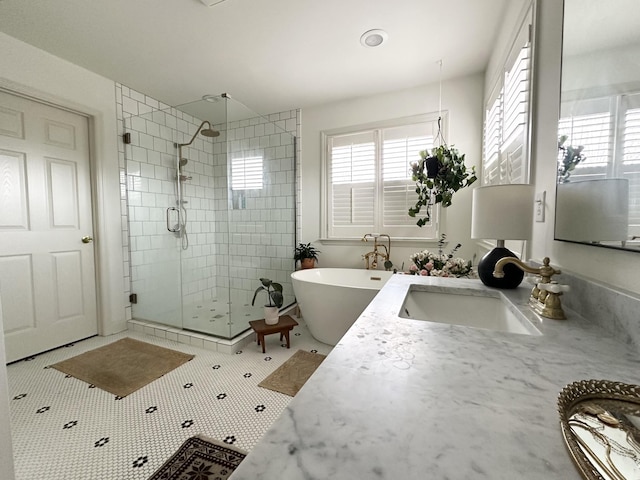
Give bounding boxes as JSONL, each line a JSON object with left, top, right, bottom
{"left": 558, "top": 380, "right": 640, "bottom": 480}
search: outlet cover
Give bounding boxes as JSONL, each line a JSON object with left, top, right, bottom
{"left": 535, "top": 190, "right": 546, "bottom": 222}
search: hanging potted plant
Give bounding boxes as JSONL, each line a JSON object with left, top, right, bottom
{"left": 557, "top": 135, "right": 585, "bottom": 184}
{"left": 294, "top": 242, "right": 321, "bottom": 269}
{"left": 408, "top": 144, "right": 477, "bottom": 227}
{"left": 251, "top": 278, "right": 283, "bottom": 325}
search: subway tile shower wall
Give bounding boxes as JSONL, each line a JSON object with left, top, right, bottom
{"left": 115, "top": 84, "right": 301, "bottom": 330}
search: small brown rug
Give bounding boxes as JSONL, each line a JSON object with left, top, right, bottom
{"left": 148, "top": 435, "right": 246, "bottom": 480}
{"left": 50, "top": 337, "right": 194, "bottom": 397}
{"left": 258, "top": 349, "right": 326, "bottom": 396}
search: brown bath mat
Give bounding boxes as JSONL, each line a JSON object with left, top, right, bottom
{"left": 148, "top": 435, "right": 246, "bottom": 480}
{"left": 258, "top": 349, "right": 326, "bottom": 396}
{"left": 50, "top": 337, "right": 194, "bottom": 397}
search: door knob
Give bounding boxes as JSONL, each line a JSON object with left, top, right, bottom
{"left": 81, "top": 236, "right": 93, "bottom": 243}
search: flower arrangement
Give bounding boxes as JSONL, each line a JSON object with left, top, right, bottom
{"left": 408, "top": 234, "right": 473, "bottom": 277}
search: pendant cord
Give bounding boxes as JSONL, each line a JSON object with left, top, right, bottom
{"left": 435, "top": 59, "right": 446, "bottom": 147}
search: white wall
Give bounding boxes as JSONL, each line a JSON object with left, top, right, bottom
{"left": 531, "top": 0, "right": 640, "bottom": 294}
{"left": 0, "top": 32, "right": 126, "bottom": 334}
{"left": 562, "top": 43, "right": 640, "bottom": 93}
{"left": 300, "top": 74, "right": 484, "bottom": 270}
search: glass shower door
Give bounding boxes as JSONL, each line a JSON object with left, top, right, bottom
{"left": 124, "top": 111, "right": 183, "bottom": 328}
{"left": 224, "top": 97, "right": 297, "bottom": 337}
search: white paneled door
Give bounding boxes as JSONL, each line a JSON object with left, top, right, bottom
{"left": 0, "top": 91, "right": 97, "bottom": 363}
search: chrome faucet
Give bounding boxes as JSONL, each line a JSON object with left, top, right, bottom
{"left": 362, "top": 234, "right": 391, "bottom": 270}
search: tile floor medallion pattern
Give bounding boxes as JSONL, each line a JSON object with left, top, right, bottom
{"left": 8, "top": 316, "right": 331, "bottom": 480}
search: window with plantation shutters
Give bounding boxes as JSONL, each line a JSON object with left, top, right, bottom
{"left": 231, "top": 155, "right": 263, "bottom": 190}
{"left": 558, "top": 97, "right": 612, "bottom": 181}
{"left": 558, "top": 92, "right": 640, "bottom": 238}
{"left": 323, "top": 115, "right": 441, "bottom": 239}
{"left": 482, "top": 12, "right": 532, "bottom": 186}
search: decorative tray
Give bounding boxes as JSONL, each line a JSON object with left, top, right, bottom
{"left": 558, "top": 379, "right": 640, "bottom": 480}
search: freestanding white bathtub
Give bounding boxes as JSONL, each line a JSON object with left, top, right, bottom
{"left": 291, "top": 268, "right": 394, "bottom": 345}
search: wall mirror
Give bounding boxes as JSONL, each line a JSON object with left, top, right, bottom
{"left": 555, "top": 0, "right": 640, "bottom": 251}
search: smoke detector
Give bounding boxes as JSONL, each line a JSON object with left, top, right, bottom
{"left": 360, "top": 29, "right": 388, "bottom": 48}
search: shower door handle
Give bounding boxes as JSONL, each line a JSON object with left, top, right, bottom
{"left": 166, "top": 207, "right": 180, "bottom": 232}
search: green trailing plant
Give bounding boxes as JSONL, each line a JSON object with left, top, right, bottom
{"left": 557, "top": 135, "right": 585, "bottom": 183}
{"left": 251, "top": 278, "right": 283, "bottom": 308}
{"left": 293, "top": 242, "right": 321, "bottom": 265}
{"left": 408, "top": 145, "right": 477, "bottom": 227}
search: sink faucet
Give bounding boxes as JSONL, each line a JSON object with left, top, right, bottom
{"left": 493, "top": 256, "right": 561, "bottom": 308}
{"left": 362, "top": 234, "right": 391, "bottom": 270}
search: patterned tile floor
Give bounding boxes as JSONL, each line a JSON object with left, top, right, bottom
{"left": 7, "top": 316, "right": 331, "bottom": 480}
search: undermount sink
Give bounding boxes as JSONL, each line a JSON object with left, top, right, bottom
{"left": 399, "top": 286, "right": 541, "bottom": 336}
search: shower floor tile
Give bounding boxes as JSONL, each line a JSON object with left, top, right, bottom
{"left": 7, "top": 316, "right": 331, "bottom": 480}
{"left": 182, "top": 299, "right": 263, "bottom": 338}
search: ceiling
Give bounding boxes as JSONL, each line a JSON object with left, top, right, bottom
{"left": 0, "top": 0, "right": 509, "bottom": 116}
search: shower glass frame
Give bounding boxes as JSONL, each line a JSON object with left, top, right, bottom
{"left": 124, "top": 94, "right": 297, "bottom": 339}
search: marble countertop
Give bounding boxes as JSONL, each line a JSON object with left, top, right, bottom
{"left": 230, "top": 275, "right": 640, "bottom": 479}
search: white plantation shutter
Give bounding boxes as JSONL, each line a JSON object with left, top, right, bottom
{"left": 231, "top": 155, "right": 263, "bottom": 190}
{"left": 382, "top": 124, "right": 433, "bottom": 231}
{"left": 558, "top": 97, "right": 613, "bottom": 181}
{"left": 329, "top": 132, "right": 375, "bottom": 233}
{"left": 482, "top": 13, "right": 531, "bottom": 186}
{"left": 483, "top": 92, "right": 502, "bottom": 185}
{"left": 325, "top": 117, "right": 440, "bottom": 239}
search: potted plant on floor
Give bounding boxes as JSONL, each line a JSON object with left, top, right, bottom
{"left": 294, "top": 242, "right": 321, "bottom": 269}
{"left": 251, "top": 278, "right": 283, "bottom": 325}
{"left": 408, "top": 145, "right": 477, "bottom": 227}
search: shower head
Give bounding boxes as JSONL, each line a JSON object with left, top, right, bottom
{"left": 179, "top": 158, "right": 188, "bottom": 167}
{"left": 177, "top": 120, "right": 219, "bottom": 147}
{"left": 200, "top": 127, "right": 220, "bottom": 138}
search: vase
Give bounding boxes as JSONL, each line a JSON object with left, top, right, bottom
{"left": 263, "top": 306, "right": 280, "bottom": 325}
{"left": 300, "top": 258, "right": 315, "bottom": 269}
{"left": 425, "top": 156, "right": 440, "bottom": 178}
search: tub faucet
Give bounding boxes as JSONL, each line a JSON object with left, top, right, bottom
{"left": 493, "top": 256, "right": 562, "bottom": 311}
{"left": 362, "top": 233, "right": 391, "bottom": 270}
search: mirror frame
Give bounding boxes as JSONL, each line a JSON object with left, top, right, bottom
{"left": 554, "top": 0, "right": 640, "bottom": 253}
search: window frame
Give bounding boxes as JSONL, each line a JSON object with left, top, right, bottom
{"left": 480, "top": 2, "right": 534, "bottom": 260}
{"left": 320, "top": 112, "right": 445, "bottom": 241}
{"left": 558, "top": 90, "right": 640, "bottom": 239}
{"left": 482, "top": 10, "right": 532, "bottom": 187}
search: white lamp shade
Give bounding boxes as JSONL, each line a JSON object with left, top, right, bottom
{"left": 555, "top": 179, "right": 629, "bottom": 242}
{"left": 471, "top": 184, "right": 535, "bottom": 240}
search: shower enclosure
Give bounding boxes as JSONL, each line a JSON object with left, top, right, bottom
{"left": 123, "top": 94, "right": 296, "bottom": 339}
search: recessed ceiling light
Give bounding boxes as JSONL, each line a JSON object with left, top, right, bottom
{"left": 360, "top": 29, "right": 388, "bottom": 48}
{"left": 202, "top": 94, "right": 220, "bottom": 103}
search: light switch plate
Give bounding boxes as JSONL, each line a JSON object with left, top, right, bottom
{"left": 535, "top": 191, "right": 546, "bottom": 222}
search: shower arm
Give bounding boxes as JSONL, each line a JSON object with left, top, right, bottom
{"left": 176, "top": 120, "right": 213, "bottom": 148}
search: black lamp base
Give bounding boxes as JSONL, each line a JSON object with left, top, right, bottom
{"left": 477, "top": 247, "right": 524, "bottom": 289}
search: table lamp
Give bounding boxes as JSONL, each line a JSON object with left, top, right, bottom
{"left": 555, "top": 178, "right": 628, "bottom": 244}
{"left": 471, "top": 184, "right": 535, "bottom": 288}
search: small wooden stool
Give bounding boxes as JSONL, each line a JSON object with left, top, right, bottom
{"left": 248, "top": 315, "right": 299, "bottom": 353}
